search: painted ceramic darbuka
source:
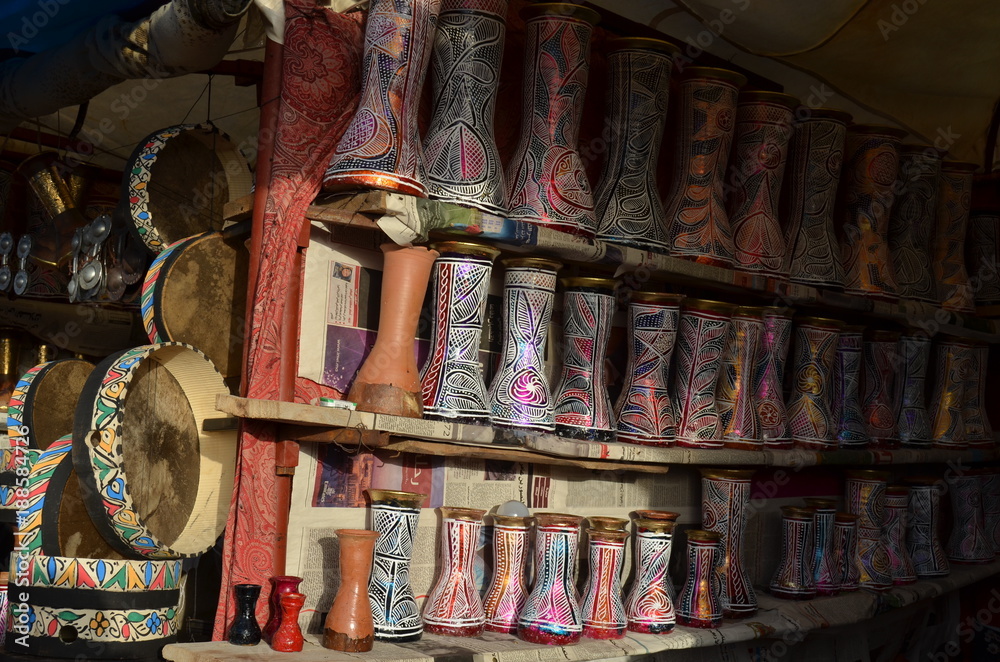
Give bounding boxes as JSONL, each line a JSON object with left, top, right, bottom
{"left": 483, "top": 515, "right": 530, "bottom": 633}
{"left": 963, "top": 344, "right": 993, "bottom": 447}
{"left": 675, "top": 530, "right": 722, "bottom": 629}
{"left": 929, "top": 338, "right": 971, "bottom": 449}
{"left": 782, "top": 109, "right": 850, "bottom": 287}
{"left": 933, "top": 162, "right": 978, "bottom": 312}
{"left": 581, "top": 528, "right": 628, "bottom": 640}
{"left": 884, "top": 486, "right": 916, "bottom": 585}
{"left": 553, "top": 278, "right": 617, "bottom": 441}
{"left": 803, "top": 498, "right": 838, "bottom": 596}
{"left": 887, "top": 146, "right": 940, "bottom": 302}
{"left": 625, "top": 517, "right": 676, "bottom": 634}
{"left": 896, "top": 334, "right": 932, "bottom": 447}
{"left": 832, "top": 326, "right": 869, "bottom": 448}
{"left": 517, "top": 513, "right": 583, "bottom": 645}
{"left": 701, "top": 469, "right": 756, "bottom": 617}
{"left": 945, "top": 474, "right": 993, "bottom": 564}
{"left": 833, "top": 513, "right": 860, "bottom": 591}
{"left": 488, "top": 258, "right": 562, "bottom": 432}
{"left": 845, "top": 470, "right": 892, "bottom": 591}
{"left": 716, "top": 307, "right": 764, "bottom": 449}
{"left": 967, "top": 210, "right": 1000, "bottom": 305}
{"left": 595, "top": 38, "right": 678, "bottom": 252}
{"left": 906, "top": 478, "right": 950, "bottom": 577}
{"left": 420, "top": 242, "right": 501, "bottom": 424}
{"left": 505, "top": 4, "right": 600, "bottom": 236}
{"left": 663, "top": 67, "right": 747, "bottom": 267}
{"left": 837, "top": 125, "right": 906, "bottom": 300}
{"left": 756, "top": 307, "right": 793, "bottom": 448}
{"left": 423, "top": 0, "right": 508, "bottom": 214}
{"left": 614, "top": 292, "right": 684, "bottom": 445}
{"left": 979, "top": 471, "right": 1000, "bottom": 557}
{"left": 727, "top": 91, "right": 797, "bottom": 276}
{"left": 324, "top": 0, "right": 441, "bottom": 195}
{"left": 861, "top": 330, "right": 900, "bottom": 449}
{"left": 366, "top": 489, "right": 427, "bottom": 642}
{"left": 673, "top": 299, "right": 734, "bottom": 448}
{"left": 632, "top": 510, "right": 680, "bottom": 601}
{"left": 786, "top": 317, "right": 842, "bottom": 448}
{"left": 769, "top": 506, "right": 816, "bottom": 600}
{"left": 423, "top": 507, "right": 487, "bottom": 636}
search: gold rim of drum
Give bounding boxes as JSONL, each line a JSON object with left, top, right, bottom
{"left": 683, "top": 298, "right": 736, "bottom": 315}
{"left": 762, "top": 306, "right": 794, "bottom": 319}
{"left": 365, "top": 489, "right": 428, "bottom": 508}
{"left": 732, "top": 305, "right": 766, "bottom": 318}
{"left": 533, "top": 512, "right": 582, "bottom": 528}
{"left": 835, "top": 512, "right": 860, "bottom": 522}
{"left": 428, "top": 241, "right": 501, "bottom": 260}
{"left": 848, "top": 124, "right": 908, "bottom": 140}
{"left": 501, "top": 256, "right": 563, "bottom": 272}
{"left": 633, "top": 509, "right": 680, "bottom": 521}
{"left": 803, "top": 498, "right": 836, "bottom": 509}
{"left": 635, "top": 518, "right": 674, "bottom": 533}
{"left": 440, "top": 506, "right": 486, "bottom": 521}
{"left": 781, "top": 506, "right": 816, "bottom": 518}
{"left": 739, "top": 90, "right": 800, "bottom": 110}
{"left": 561, "top": 277, "right": 618, "bottom": 290}
{"left": 846, "top": 469, "right": 890, "bottom": 482}
{"left": 607, "top": 36, "right": 680, "bottom": 57}
{"left": 631, "top": 292, "right": 684, "bottom": 305}
{"left": 807, "top": 108, "right": 853, "bottom": 124}
{"left": 492, "top": 515, "right": 531, "bottom": 528}
{"left": 700, "top": 468, "right": 755, "bottom": 481}
{"left": 686, "top": 529, "right": 720, "bottom": 543}
{"left": 521, "top": 3, "right": 601, "bottom": 25}
{"left": 587, "top": 528, "right": 628, "bottom": 542}
{"left": 587, "top": 516, "right": 628, "bottom": 532}
{"left": 682, "top": 66, "right": 747, "bottom": 88}
{"left": 795, "top": 316, "right": 844, "bottom": 329}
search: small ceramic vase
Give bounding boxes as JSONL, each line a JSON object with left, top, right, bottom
{"left": 421, "top": 241, "right": 501, "bottom": 423}
{"left": 614, "top": 292, "right": 684, "bottom": 445}
{"left": 896, "top": 333, "right": 932, "bottom": 447}
{"left": 518, "top": 513, "right": 583, "bottom": 645}
{"left": 782, "top": 109, "right": 850, "bottom": 287}
{"left": 769, "top": 506, "right": 816, "bottom": 600}
{"left": 967, "top": 210, "right": 1000, "bottom": 305}
{"left": 884, "top": 486, "right": 916, "bottom": 585}
{"left": 581, "top": 528, "right": 628, "bottom": 640}
{"left": 632, "top": 510, "right": 680, "bottom": 600}
{"left": 348, "top": 244, "right": 439, "bottom": 418}
{"left": 553, "top": 278, "right": 617, "bottom": 441}
{"left": 861, "top": 330, "right": 900, "bottom": 449}
{"left": 930, "top": 338, "right": 972, "bottom": 449}
{"left": 945, "top": 473, "right": 993, "bottom": 564}
{"left": 324, "top": 530, "right": 379, "bottom": 652}
{"left": 756, "top": 307, "right": 793, "bottom": 448}
{"left": 803, "top": 498, "right": 838, "bottom": 596}
{"left": 833, "top": 513, "right": 861, "bottom": 592}
{"left": 488, "top": 257, "right": 562, "bottom": 432}
{"left": 625, "top": 517, "right": 676, "bottom": 634}
{"left": 888, "top": 145, "right": 940, "bottom": 302}
{"left": 786, "top": 317, "right": 842, "bottom": 448}
{"left": 716, "top": 307, "right": 764, "bottom": 449}
{"left": 933, "top": 161, "right": 978, "bottom": 312}
{"left": 483, "top": 515, "right": 531, "bottom": 633}
{"left": 271, "top": 592, "right": 306, "bottom": 653}
{"left": 845, "top": 470, "right": 892, "bottom": 591}
{"left": 662, "top": 67, "right": 747, "bottom": 267}
{"left": 424, "top": 507, "right": 487, "bottom": 636}
{"left": 727, "top": 91, "right": 797, "bottom": 276}
{"left": 963, "top": 343, "right": 993, "bottom": 447}
{"left": 907, "top": 478, "right": 950, "bottom": 577}
{"left": 673, "top": 299, "right": 734, "bottom": 448}
{"left": 701, "top": 469, "right": 756, "bottom": 617}
{"left": 594, "top": 38, "right": 678, "bottom": 251}
{"left": 228, "top": 583, "right": 262, "bottom": 646}
{"left": 675, "top": 529, "right": 722, "bottom": 629}
{"left": 263, "top": 576, "right": 303, "bottom": 644}
{"left": 832, "top": 326, "right": 870, "bottom": 448}
{"left": 505, "top": 4, "right": 600, "bottom": 236}
{"left": 367, "top": 489, "right": 427, "bottom": 642}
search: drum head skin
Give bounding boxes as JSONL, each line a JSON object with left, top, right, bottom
{"left": 8, "top": 360, "right": 95, "bottom": 450}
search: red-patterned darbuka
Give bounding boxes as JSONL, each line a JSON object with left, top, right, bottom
{"left": 933, "top": 161, "right": 978, "bottom": 312}
{"left": 662, "top": 67, "right": 747, "bottom": 267}
{"left": 756, "top": 307, "right": 793, "bottom": 448}
{"left": 727, "top": 91, "right": 797, "bottom": 277}
{"left": 423, "top": 507, "right": 487, "bottom": 636}
{"left": 837, "top": 125, "right": 907, "bottom": 300}
{"left": 967, "top": 210, "right": 1000, "bottom": 306}
{"left": 580, "top": 528, "right": 628, "bottom": 640}
{"left": 625, "top": 517, "right": 676, "bottom": 634}
{"left": 832, "top": 326, "right": 869, "bottom": 448}
{"left": 930, "top": 337, "right": 971, "bottom": 449}
{"left": 906, "top": 478, "right": 949, "bottom": 577}
{"left": 517, "top": 513, "right": 583, "bottom": 645}
{"left": 786, "top": 317, "right": 842, "bottom": 449}
{"left": 896, "top": 333, "right": 932, "bottom": 447}
{"left": 673, "top": 299, "right": 734, "bottom": 448}
{"left": 324, "top": 0, "right": 442, "bottom": 196}
{"left": 833, "top": 513, "right": 860, "bottom": 591}
{"left": 769, "top": 506, "right": 816, "bottom": 600}
{"left": 505, "top": 3, "right": 600, "bottom": 237}
{"left": 782, "top": 109, "right": 850, "bottom": 288}
{"left": 845, "top": 470, "right": 892, "bottom": 591}
{"left": 945, "top": 474, "right": 994, "bottom": 564}
{"left": 675, "top": 530, "right": 722, "bottom": 629}
{"left": 962, "top": 343, "right": 993, "bottom": 447}
{"left": 701, "top": 469, "right": 756, "bottom": 617}
{"left": 716, "top": 307, "right": 764, "bottom": 449}
{"left": 803, "top": 498, "right": 838, "bottom": 596}
{"left": 483, "top": 515, "right": 531, "bottom": 633}
{"left": 614, "top": 292, "right": 684, "bottom": 446}
{"left": 979, "top": 470, "right": 1000, "bottom": 557}
{"left": 883, "top": 486, "right": 916, "bottom": 585}
{"left": 553, "top": 278, "right": 617, "bottom": 441}
{"left": 632, "top": 510, "right": 680, "bottom": 601}
{"left": 861, "top": 330, "right": 900, "bottom": 449}
{"left": 888, "top": 146, "right": 940, "bottom": 303}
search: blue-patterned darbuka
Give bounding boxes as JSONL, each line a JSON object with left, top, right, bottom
{"left": 804, "top": 498, "right": 838, "bottom": 595}
{"left": 488, "top": 257, "right": 562, "bottom": 432}
{"left": 832, "top": 326, "right": 869, "bottom": 448}
{"left": 517, "top": 513, "right": 583, "bottom": 645}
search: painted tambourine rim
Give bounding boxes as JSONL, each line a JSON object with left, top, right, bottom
{"left": 0, "top": 448, "right": 42, "bottom": 511}
{"left": 17, "top": 435, "right": 72, "bottom": 554}
{"left": 123, "top": 123, "right": 252, "bottom": 255}
{"left": 8, "top": 359, "right": 95, "bottom": 450}
{"left": 72, "top": 342, "right": 236, "bottom": 559}
{"left": 140, "top": 234, "right": 202, "bottom": 343}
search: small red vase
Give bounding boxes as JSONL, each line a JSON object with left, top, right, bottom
{"left": 271, "top": 592, "right": 307, "bottom": 653}
{"left": 262, "top": 575, "right": 303, "bottom": 643}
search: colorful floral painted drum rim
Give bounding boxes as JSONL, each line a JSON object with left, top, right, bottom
{"left": 16, "top": 435, "right": 72, "bottom": 554}
{"left": 140, "top": 234, "right": 200, "bottom": 344}
{"left": 123, "top": 123, "right": 252, "bottom": 254}
{"left": 4, "top": 552, "right": 182, "bottom": 659}
{"left": 8, "top": 360, "right": 94, "bottom": 451}
{"left": 0, "top": 448, "right": 41, "bottom": 512}
{"left": 71, "top": 343, "right": 235, "bottom": 559}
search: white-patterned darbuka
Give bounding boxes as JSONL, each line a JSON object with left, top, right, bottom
{"left": 517, "top": 513, "right": 583, "bottom": 645}
{"left": 786, "top": 317, "right": 842, "bottom": 448}
{"left": 483, "top": 516, "right": 530, "bottom": 633}
{"left": 581, "top": 528, "right": 628, "bottom": 640}
{"left": 769, "top": 506, "right": 816, "bottom": 599}
{"left": 673, "top": 299, "right": 734, "bottom": 448}
{"left": 883, "top": 487, "right": 916, "bottom": 585}
{"left": 701, "top": 469, "right": 756, "bottom": 617}
{"left": 423, "top": 507, "right": 487, "bottom": 636}
{"left": 832, "top": 326, "right": 869, "bottom": 448}
{"left": 945, "top": 474, "right": 993, "bottom": 564}
{"left": 906, "top": 479, "right": 949, "bottom": 577}
{"left": 896, "top": 334, "right": 931, "bottom": 447}
{"left": 845, "top": 471, "right": 892, "bottom": 591}
{"left": 756, "top": 308, "right": 792, "bottom": 448}
{"left": 803, "top": 498, "right": 838, "bottom": 596}
{"left": 625, "top": 518, "right": 676, "bottom": 634}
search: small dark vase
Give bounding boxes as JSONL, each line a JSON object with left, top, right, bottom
{"left": 228, "top": 583, "right": 262, "bottom": 646}
{"left": 263, "top": 575, "right": 303, "bottom": 643}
